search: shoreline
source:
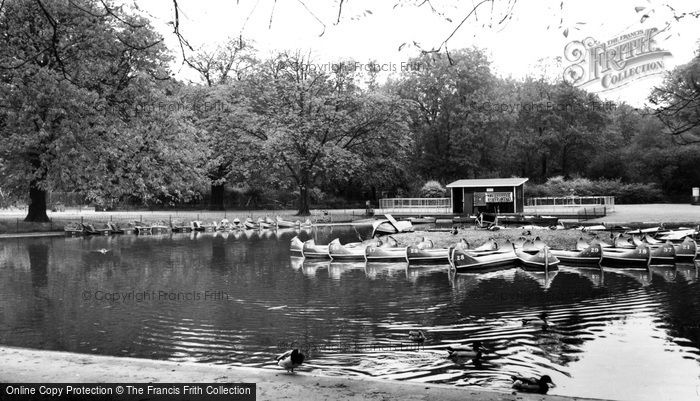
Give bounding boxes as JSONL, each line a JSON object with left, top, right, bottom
{"left": 0, "top": 203, "right": 698, "bottom": 236}
{"left": 0, "top": 346, "right": 605, "bottom": 401}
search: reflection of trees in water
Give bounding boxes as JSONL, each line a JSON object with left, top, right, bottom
{"left": 0, "top": 240, "right": 30, "bottom": 270}
{"left": 28, "top": 243, "right": 49, "bottom": 288}
{"left": 210, "top": 236, "right": 227, "bottom": 270}
{"left": 648, "top": 263, "right": 700, "bottom": 354}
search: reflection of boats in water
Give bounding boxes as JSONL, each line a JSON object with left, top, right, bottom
{"left": 559, "top": 266, "right": 604, "bottom": 287}
{"left": 405, "top": 264, "right": 450, "bottom": 283}
{"left": 364, "top": 262, "right": 408, "bottom": 280}
{"left": 243, "top": 230, "right": 259, "bottom": 240}
{"left": 649, "top": 265, "right": 676, "bottom": 282}
{"left": 290, "top": 256, "right": 304, "bottom": 270}
{"left": 212, "top": 231, "right": 230, "bottom": 239}
{"left": 274, "top": 228, "right": 302, "bottom": 240}
{"left": 450, "top": 268, "right": 517, "bottom": 292}
{"left": 301, "top": 260, "right": 329, "bottom": 277}
{"left": 602, "top": 266, "right": 652, "bottom": 287}
{"left": 328, "top": 261, "right": 366, "bottom": 280}
{"left": 676, "top": 263, "right": 698, "bottom": 282}
{"left": 519, "top": 268, "right": 559, "bottom": 290}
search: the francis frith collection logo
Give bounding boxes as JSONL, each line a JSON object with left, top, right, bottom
{"left": 563, "top": 28, "right": 672, "bottom": 91}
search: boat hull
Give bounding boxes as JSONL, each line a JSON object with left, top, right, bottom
{"left": 290, "top": 236, "right": 304, "bottom": 255}
{"left": 516, "top": 249, "right": 560, "bottom": 270}
{"left": 674, "top": 238, "right": 698, "bottom": 263}
{"left": 551, "top": 244, "right": 602, "bottom": 266}
{"left": 328, "top": 240, "right": 367, "bottom": 261}
{"left": 601, "top": 246, "right": 651, "bottom": 268}
{"left": 365, "top": 245, "right": 408, "bottom": 262}
{"left": 302, "top": 240, "right": 330, "bottom": 259}
{"left": 449, "top": 247, "right": 518, "bottom": 272}
{"left": 276, "top": 217, "right": 298, "bottom": 228}
{"left": 406, "top": 246, "right": 449, "bottom": 264}
{"left": 649, "top": 243, "right": 676, "bottom": 265}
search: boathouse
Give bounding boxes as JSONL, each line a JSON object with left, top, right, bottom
{"left": 446, "top": 178, "right": 528, "bottom": 215}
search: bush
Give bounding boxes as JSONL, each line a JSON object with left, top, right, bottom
{"left": 525, "top": 177, "right": 664, "bottom": 204}
{"left": 420, "top": 180, "right": 446, "bottom": 198}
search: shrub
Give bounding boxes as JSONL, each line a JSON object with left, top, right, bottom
{"left": 525, "top": 177, "right": 664, "bottom": 204}
{"left": 420, "top": 180, "right": 446, "bottom": 198}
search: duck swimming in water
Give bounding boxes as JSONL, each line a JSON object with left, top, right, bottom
{"left": 511, "top": 375, "right": 555, "bottom": 394}
{"left": 446, "top": 341, "right": 488, "bottom": 360}
{"left": 276, "top": 349, "right": 305, "bottom": 373}
{"left": 408, "top": 330, "right": 426, "bottom": 343}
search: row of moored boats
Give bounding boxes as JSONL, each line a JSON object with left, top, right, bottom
{"left": 290, "top": 233, "right": 699, "bottom": 271}
{"left": 64, "top": 216, "right": 312, "bottom": 235}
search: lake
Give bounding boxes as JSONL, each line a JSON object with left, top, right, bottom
{"left": 0, "top": 227, "right": 699, "bottom": 401}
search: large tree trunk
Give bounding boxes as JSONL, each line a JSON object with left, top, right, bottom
{"left": 210, "top": 183, "right": 225, "bottom": 210}
{"left": 540, "top": 154, "right": 548, "bottom": 179}
{"left": 25, "top": 181, "right": 50, "bottom": 222}
{"left": 297, "top": 184, "right": 311, "bottom": 216}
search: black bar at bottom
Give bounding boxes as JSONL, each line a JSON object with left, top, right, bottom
{"left": 0, "top": 383, "right": 256, "bottom": 400}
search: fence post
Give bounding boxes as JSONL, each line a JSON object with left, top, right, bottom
{"left": 16, "top": 218, "right": 19, "bottom": 233}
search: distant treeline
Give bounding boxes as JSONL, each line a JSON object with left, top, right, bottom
{"left": 1, "top": 0, "right": 698, "bottom": 220}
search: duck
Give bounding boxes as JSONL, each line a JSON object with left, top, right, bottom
{"left": 511, "top": 375, "right": 555, "bottom": 394}
{"left": 446, "top": 340, "right": 488, "bottom": 359}
{"left": 522, "top": 313, "right": 550, "bottom": 330}
{"left": 276, "top": 349, "right": 305, "bottom": 373}
{"left": 408, "top": 330, "right": 426, "bottom": 343}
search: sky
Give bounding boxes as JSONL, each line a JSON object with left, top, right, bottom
{"left": 132, "top": 0, "right": 700, "bottom": 106}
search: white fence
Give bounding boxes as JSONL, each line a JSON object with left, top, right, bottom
{"left": 526, "top": 196, "right": 615, "bottom": 214}
{"left": 376, "top": 198, "right": 452, "bottom": 214}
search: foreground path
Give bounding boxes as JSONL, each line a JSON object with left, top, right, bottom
{"left": 0, "top": 347, "right": 603, "bottom": 401}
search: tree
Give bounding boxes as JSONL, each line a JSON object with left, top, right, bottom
{"left": 512, "top": 79, "right": 609, "bottom": 181}
{"left": 650, "top": 46, "right": 700, "bottom": 144}
{"left": 0, "top": 0, "right": 204, "bottom": 221}
{"left": 249, "top": 52, "right": 411, "bottom": 215}
{"left": 390, "top": 49, "right": 499, "bottom": 182}
{"left": 185, "top": 38, "right": 258, "bottom": 209}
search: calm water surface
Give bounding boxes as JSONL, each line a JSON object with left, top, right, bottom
{"left": 1, "top": 227, "right": 699, "bottom": 401}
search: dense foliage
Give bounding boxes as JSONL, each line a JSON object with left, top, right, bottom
{"left": 1, "top": 1, "right": 698, "bottom": 218}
